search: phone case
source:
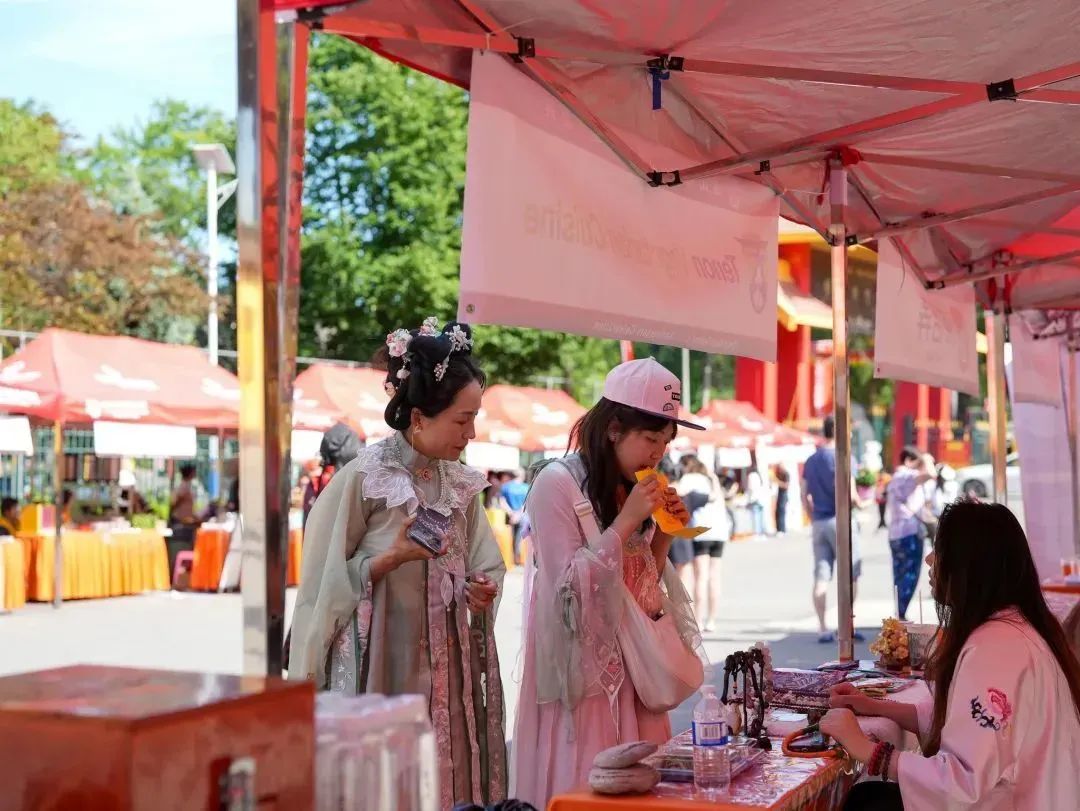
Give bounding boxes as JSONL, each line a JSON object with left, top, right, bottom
{"left": 408, "top": 506, "right": 451, "bottom": 555}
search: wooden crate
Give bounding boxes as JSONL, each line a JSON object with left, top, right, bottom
{"left": 0, "top": 665, "right": 314, "bottom": 811}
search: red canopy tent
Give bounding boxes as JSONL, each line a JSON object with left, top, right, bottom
{"left": 0, "top": 328, "right": 240, "bottom": 429}
{"left": 479, "top": 384, "right": 585, "bottom": 453}
{"left": 236, "top": 0, "right": 1080, "bottom": 669}
{"left": 698, "top": 400, "right": 818, "bottom": 450}
{"left": 291, "top": 364, "right": 392, "bottom": 439}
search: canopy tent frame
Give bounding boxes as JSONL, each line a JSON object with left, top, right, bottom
{"left": 237, "top": 1, "right": 1080, "bottom": 673}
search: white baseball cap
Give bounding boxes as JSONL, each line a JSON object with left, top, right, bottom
{"left": 602, "top": 358, "right": 705, "bottom": 430}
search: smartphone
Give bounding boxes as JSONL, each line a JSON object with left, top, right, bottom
{"left": 787, "top": 732, "right": 829, "bottom": 753}
{"left": 407, "top": 506, "right": 451, "bottom": 556}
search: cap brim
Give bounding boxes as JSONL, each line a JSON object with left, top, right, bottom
{"left": 630, "top": 406, "right": 707, "bottom": 431}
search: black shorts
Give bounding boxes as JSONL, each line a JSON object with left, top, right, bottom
{"left": 693, "top": 540, "right": 726, "bottom": 559}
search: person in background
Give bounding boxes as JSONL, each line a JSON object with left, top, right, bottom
{"left": 117, "top": 469, "right": 147, "bottom": 519}
{"left": 746, "top": 463, "right": 768, "bottom": 539}
{"left": 875, "top": 469, "right": 892, "bottom": 530}
{"left": 886, "top": 446, "right": 932, "bottom": 620}
{"left": 0, "top": 497, "right": 19, "bottom": 537}
{"left": 822, "top": 501, "right": 1080, "bottom": 810}
{"left": 168, "top": 464, "right": 200, "bottom": 581}
{"left": 673, "top": 455, "right": 710, "bottom": 594}
{"left": 773, "top": 463, "right": 790, "bottom": 536}
{"left": 679, "top": 455, "right": 729, "bottom": 633}
{"left": 61, "top": 489, "right": 74, "bottom": 527}
{"left": 303, "top": 422, "right": 361, "bottom": 530}
{"left": 802, "top": 415, "right": 867, "bottom": 644}
{"left": 483, "top": 470, "right": 505, "bottom": 510}
{"left": 500, "top": 469, "right": 530, "bottom": 566}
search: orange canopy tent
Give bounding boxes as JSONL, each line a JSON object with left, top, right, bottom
{"left": 0, "top": 329, "right": 240, "bottom": 429}
{"left": 291, "top": 364, "right": 393, "bottom": 440}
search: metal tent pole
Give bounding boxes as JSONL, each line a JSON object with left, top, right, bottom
{"left": 984, "top": 303, "right": 1009, "bottom": 505}
{"left": 235, "top": 1, "right": 307, "bottom": 676}
{"left": 1069, "top": 339, "right": 1080, "bottom": 555}
{"left": 829, "top": 158, "right": 855, "bottom": 662}
{"left": 52, "top": 421, "right": 64, "bottom": 608}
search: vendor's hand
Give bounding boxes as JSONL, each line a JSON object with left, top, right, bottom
{"left": 620, "top": 475, "right": 663, "bottom": 526}
{"left": 830, "top": 682, "right": 874, "bottom": 716}
{"left": 819, "top": 708, "right": 874, "bottom": 763}
{"left": 465, "top": 572, "right": 499, "bottom": 612}
{"left": 661, "top": 487, "right": 690, "bottom": 526}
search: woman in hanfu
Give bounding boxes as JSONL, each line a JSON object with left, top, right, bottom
{"left": 288, "top": 319, "right": 507, "bottom": 809}
{"left": 511, "top": 358, "right": 705, "bottom": 809}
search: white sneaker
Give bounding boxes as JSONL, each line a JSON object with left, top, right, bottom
{"left": 703, "top": 619, "right": 716, "bottom": 634}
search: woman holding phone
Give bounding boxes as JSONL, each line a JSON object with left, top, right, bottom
{"left": 289, "top": 318, "right": 507, "bottom": 810}
{"left": 511, "top": 358, "right": 705, "bottom": 809}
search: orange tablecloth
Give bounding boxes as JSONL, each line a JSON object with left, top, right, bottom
{"left": 191, "top": 526, "right": 303, "bottom": 591}
{"left": 18, "top": 530, "right": 169, "bottom": 602}
{"left": 550, "top": 745, "right": 849, "bottom": 811}
{"left": 191, "top": 527, "right": 230, "bottom": 591}
{"left": 287, "top": 528, "right": 302, "bottom": 587}
{"left": 1, "top": 539, "right": 27, "bottom": 611}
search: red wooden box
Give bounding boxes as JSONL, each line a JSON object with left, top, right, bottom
{"left": 0, "top": 665, "right": 314, "bottom": 811}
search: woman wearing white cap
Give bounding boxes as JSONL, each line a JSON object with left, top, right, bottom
{"left": 510, "top": 358, "right": 706, "bottom": 808}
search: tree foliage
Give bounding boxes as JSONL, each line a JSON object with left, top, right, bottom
{"left": 0, "top": 102, "right": 206, "bottom": 342}
{"left": 1, "top": 41, "right": 733, "bottom": 405}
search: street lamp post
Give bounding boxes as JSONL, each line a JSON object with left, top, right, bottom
{"left": 191, "top": 144, "right": 236, "bottom": 499}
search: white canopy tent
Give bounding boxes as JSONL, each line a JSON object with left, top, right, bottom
{"left": 236, "top": 0, "right": 1080, "bottom": 672}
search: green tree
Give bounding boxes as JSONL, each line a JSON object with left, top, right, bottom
{"left": 298, "top": 35, "right": 617, "bottom": 398}
{"left": 0, "top": 100, "right": 74, "bottom": 195}
{"left": 86, "top": 99, "right": 237, "bottom": 241}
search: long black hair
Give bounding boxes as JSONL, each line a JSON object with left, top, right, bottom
{"left": 374, "top": 321, "right": 486, "bottom": 431}
{"left": 569, "top": 397, "right": 676, "bottom": 528}
{"left": 924, "top": 500, "right": 1080, "bottom": 753}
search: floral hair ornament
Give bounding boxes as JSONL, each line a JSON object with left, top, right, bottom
{"left": 384, "top": 317, "right": 474, "bottom": 392}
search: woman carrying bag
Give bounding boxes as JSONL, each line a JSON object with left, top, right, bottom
{"left": 511, "top": 359, "right": 705, "bottom": 810}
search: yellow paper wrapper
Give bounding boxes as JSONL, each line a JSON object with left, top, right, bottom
{"left": 635, "top": 469, "right": 710, "bottom": 539}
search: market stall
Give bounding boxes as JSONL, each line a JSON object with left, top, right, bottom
{"left": 0, "top": 328, "right": 241, "bottom": 605}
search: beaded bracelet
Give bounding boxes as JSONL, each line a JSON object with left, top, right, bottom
{"left": 882, "top": 743, "right": 896, "bottom": 781}
{"left": 867, "top": 741, "right": 886, "bottom": 777}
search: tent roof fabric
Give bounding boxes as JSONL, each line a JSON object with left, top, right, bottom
{"left": 298, "top": 0, "right": 1080, "bottom": 317}
{"left": 292, "top": 364, "right": 392, "bottom": 439}
{"left": 698, "top": 399, "right": 818, "bottom": 448}
{"left": 0, "top": 329, "right": 240, "bottom": 428}
{"left": 480, "top": 384, "right": 585, "bottom": 453}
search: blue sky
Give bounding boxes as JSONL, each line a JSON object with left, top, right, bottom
{"left": 0, "top": 0, "right": 236, "bottom": 143}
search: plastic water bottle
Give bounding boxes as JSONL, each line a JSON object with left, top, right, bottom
{"left": 692, "top": 685, "right": 731, "bottom": 792}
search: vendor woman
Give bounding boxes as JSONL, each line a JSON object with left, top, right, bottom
{"left": 821, "top": 500, "right": 1080, "bottom": 810}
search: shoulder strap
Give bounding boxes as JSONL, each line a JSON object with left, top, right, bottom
{"left": 538, "top": 458, "right": 602, "bottom": 547}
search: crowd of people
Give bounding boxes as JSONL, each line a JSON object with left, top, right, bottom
{"left": 283, "top": 316, "right": 1080, "bottom": 811}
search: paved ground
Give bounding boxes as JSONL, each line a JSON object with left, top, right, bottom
{"left": 0, "top": 511, "right": 931, "bottom": 735}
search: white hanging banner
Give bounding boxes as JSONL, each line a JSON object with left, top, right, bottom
{"left": 460, "top": 52, "right": 780, "bottom": 361}
{"left": 0, "top": 416, "right": 33, "bottom": 455}
{"left": 1010, "top": 320, "right": 1063, "bottom": 407}
{"left": 873, "top": 242, "right": 979, "bottom": 395}
{"left": 464, "top": 442, "right": 521, "bottom": 472}
{"left": 93, "top": 421, "right": 197, "bottom": 459}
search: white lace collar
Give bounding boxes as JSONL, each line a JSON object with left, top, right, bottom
{"left": 355, "top": 432, "right": 488, "bottom": 516}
